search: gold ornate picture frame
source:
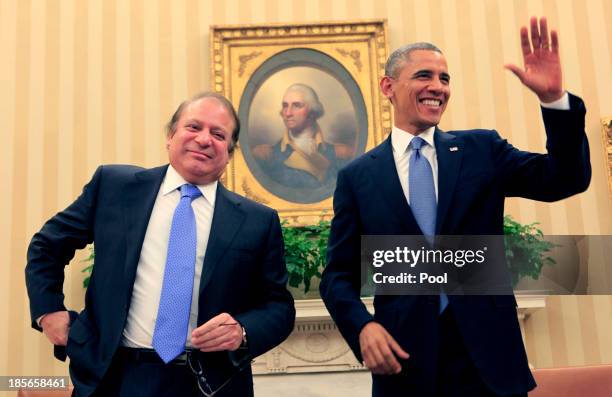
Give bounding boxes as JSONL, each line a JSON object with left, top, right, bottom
{"left": 602, "top": 117, "right": 612, "bottom": 202}
{"left": 211, "top": 20, "right": 389, "bottom": 224}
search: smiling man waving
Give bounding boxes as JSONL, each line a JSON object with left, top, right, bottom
{"left": 320, "top": 17, "right": 591, "bottom": 397}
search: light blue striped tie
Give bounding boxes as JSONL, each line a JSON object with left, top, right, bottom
{"left": 409, "top": 137, "right": 448, "bottom": 313}
{"left": 153, "top": 184, "right": 201, "bottom": 363}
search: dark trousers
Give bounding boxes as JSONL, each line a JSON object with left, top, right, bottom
{"left": 373, "top": 309, "right": 528, "bottom": 397}
{"left": 79, "top": 348, "right": 253, "bottom": 397}
{"left": 435, "top": 309, "right": 526, "bottom": 397}
{"left": 88, "top": 349, "right": 199, "bottom": 397}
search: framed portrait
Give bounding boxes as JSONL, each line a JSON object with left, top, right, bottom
{"left": 211, "top": 20, "right": 390, "bottom": 224}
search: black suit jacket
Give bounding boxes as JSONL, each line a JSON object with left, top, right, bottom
{"left": 26, "top": 164, "right": 295, "bottom": 397}
{"left": 320, "top": 94, "right": 590, "bottom": 395}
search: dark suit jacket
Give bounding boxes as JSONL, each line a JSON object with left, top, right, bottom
{"left": 320, "top": 94, "right": 590, "bottom": 395}
{"left": 26, "top": 164, "right": 295, "bottom": 397}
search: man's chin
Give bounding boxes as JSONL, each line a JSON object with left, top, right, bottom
{"left": 417, "top": 108, "right": 445, "bottom": 124}
{"left": 415, "top": 120, "right": 440, "bottom": 132}
{"left": 183, "top": 169, "right": 219, "bottom": 185}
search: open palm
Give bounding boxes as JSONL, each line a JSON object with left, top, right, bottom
{"left": 506, "top": 17, "right": 563, "bottom": 103}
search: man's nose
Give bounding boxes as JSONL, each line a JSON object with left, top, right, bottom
{"left": 428, "top": 78, "right": 446, "bottom": 93}
{"left": 194, "top": 130, "right": 212, "bottom": 146}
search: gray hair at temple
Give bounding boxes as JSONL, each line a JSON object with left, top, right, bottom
{"left": 284, "top": 83, "right": 325, "bottom": 119}
{"left": 166, "top": 91, "right": 241, "bottom": 154}
{"left": 384, "top": 42, "right": 443, "bottom": 79}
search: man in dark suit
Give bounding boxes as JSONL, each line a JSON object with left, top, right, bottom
{"left": 26, "top": 92, "right": 295, "bottom": 396}
{"left": 320, "top": 17, "right": 590, "bottom": 397}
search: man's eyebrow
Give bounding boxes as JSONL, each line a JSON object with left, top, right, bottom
{"left": 412, "top": 69, "right": 433, "bottom": 76}
{"left": 411, "top": 70, "right": 451, "bottom": 81}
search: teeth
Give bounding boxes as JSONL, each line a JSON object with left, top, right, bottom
{"left": 421, "top": 99, "right": 441, "bottom": 107}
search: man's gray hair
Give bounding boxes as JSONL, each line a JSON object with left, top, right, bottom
{"left": 384, "top": 42, "right": 443, "bottom": 78}
{"left": 166, "top": 91, "right": 241, "bottom": 154}
{"left": 284, "top": 83, "right": 325, "bottom": 119}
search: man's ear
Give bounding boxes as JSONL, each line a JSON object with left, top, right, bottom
{"left": 380, "top": 76, "right": 394, "bottom": 102}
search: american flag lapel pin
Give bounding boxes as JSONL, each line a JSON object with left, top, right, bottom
{"left": 449, "top": 146, "right": 458, "bottom": 152}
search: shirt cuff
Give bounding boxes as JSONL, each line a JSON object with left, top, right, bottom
{"left": 37, "top": 314, "right": 47, "bottom": 328}
{"left": 540, "top": 91, "right": 570, "bottom": 110}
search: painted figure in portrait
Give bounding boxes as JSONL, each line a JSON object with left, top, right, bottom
{"left": 251, "top": 83, "right": 353, "bottom": 189}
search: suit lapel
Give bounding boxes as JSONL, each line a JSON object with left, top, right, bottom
{"left": 199, "top": 184, "right": 246, "bottom": 295}
{"left": 372, "top": 138, "right": 419, "bottom": 233}
{"left": 434, "top": 129, "right": 463, "bottom": 233}
{"left": 123, "top": 165, "right": 168, "bottom": 285}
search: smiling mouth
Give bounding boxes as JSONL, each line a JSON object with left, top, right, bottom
{"left": 188, "top": 150, "right": 212, "bottom": 159}
{"left": 419, "top": 98, "right": 443, "bottom": 108}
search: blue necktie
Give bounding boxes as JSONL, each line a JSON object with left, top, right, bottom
{"left": 409, "top": 137, "right": 448, "bottom": 313}
{"left": 153, "top": 184, "right": 202, "bottom": 363}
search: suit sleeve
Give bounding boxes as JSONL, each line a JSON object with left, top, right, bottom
{"left": 232, "top": 210, "right": 295, "bottom": 364}
{"left": 495, "top": 93, "right": 591, "bottom": 201}
{"left": 25, "top": 166, "right": 102, "bottom": 331}
{"left": 320, "top": 168, "right": 374, "bottom": 362}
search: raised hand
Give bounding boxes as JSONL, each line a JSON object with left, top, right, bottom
{"left": 505, "top": 17, "right": 563, "bottom": 103}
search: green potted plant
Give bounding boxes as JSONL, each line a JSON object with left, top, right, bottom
{"left": 280, "top": 215, "right": 557, "bottom": 294}
{"left": 281, "top": 220, "right": 330, "bottom": 298}
{"left": 503, "top": 215, "right": 557, "bottom": 287}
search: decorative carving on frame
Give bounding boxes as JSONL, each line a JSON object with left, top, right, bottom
{"left": 241, "top": 177, "right": 269, "bottom": 204}
{"left": 238, "top": 51, "right": 262, "bottom": 77}
{"left": 336, "top": 48, "right": 363, "bottom": 71}
{"left": 211, "top": 20, "right": 389, "bottom": 225}
{"left": 602, "top": 118, "right": 612, "bottom": 202}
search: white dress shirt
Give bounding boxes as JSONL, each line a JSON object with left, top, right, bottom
{"left": 391, "top": 126, "right": 438, "bottom": 205}
{"left": 121, "top": 165, "right": 216, "bottom": 348}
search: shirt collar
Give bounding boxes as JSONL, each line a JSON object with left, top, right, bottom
{"left": 162, "top": 165, "right": 217, "bottom": 206}
{"left": 391, "top": 125, "right": 436, "bottom": 155}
